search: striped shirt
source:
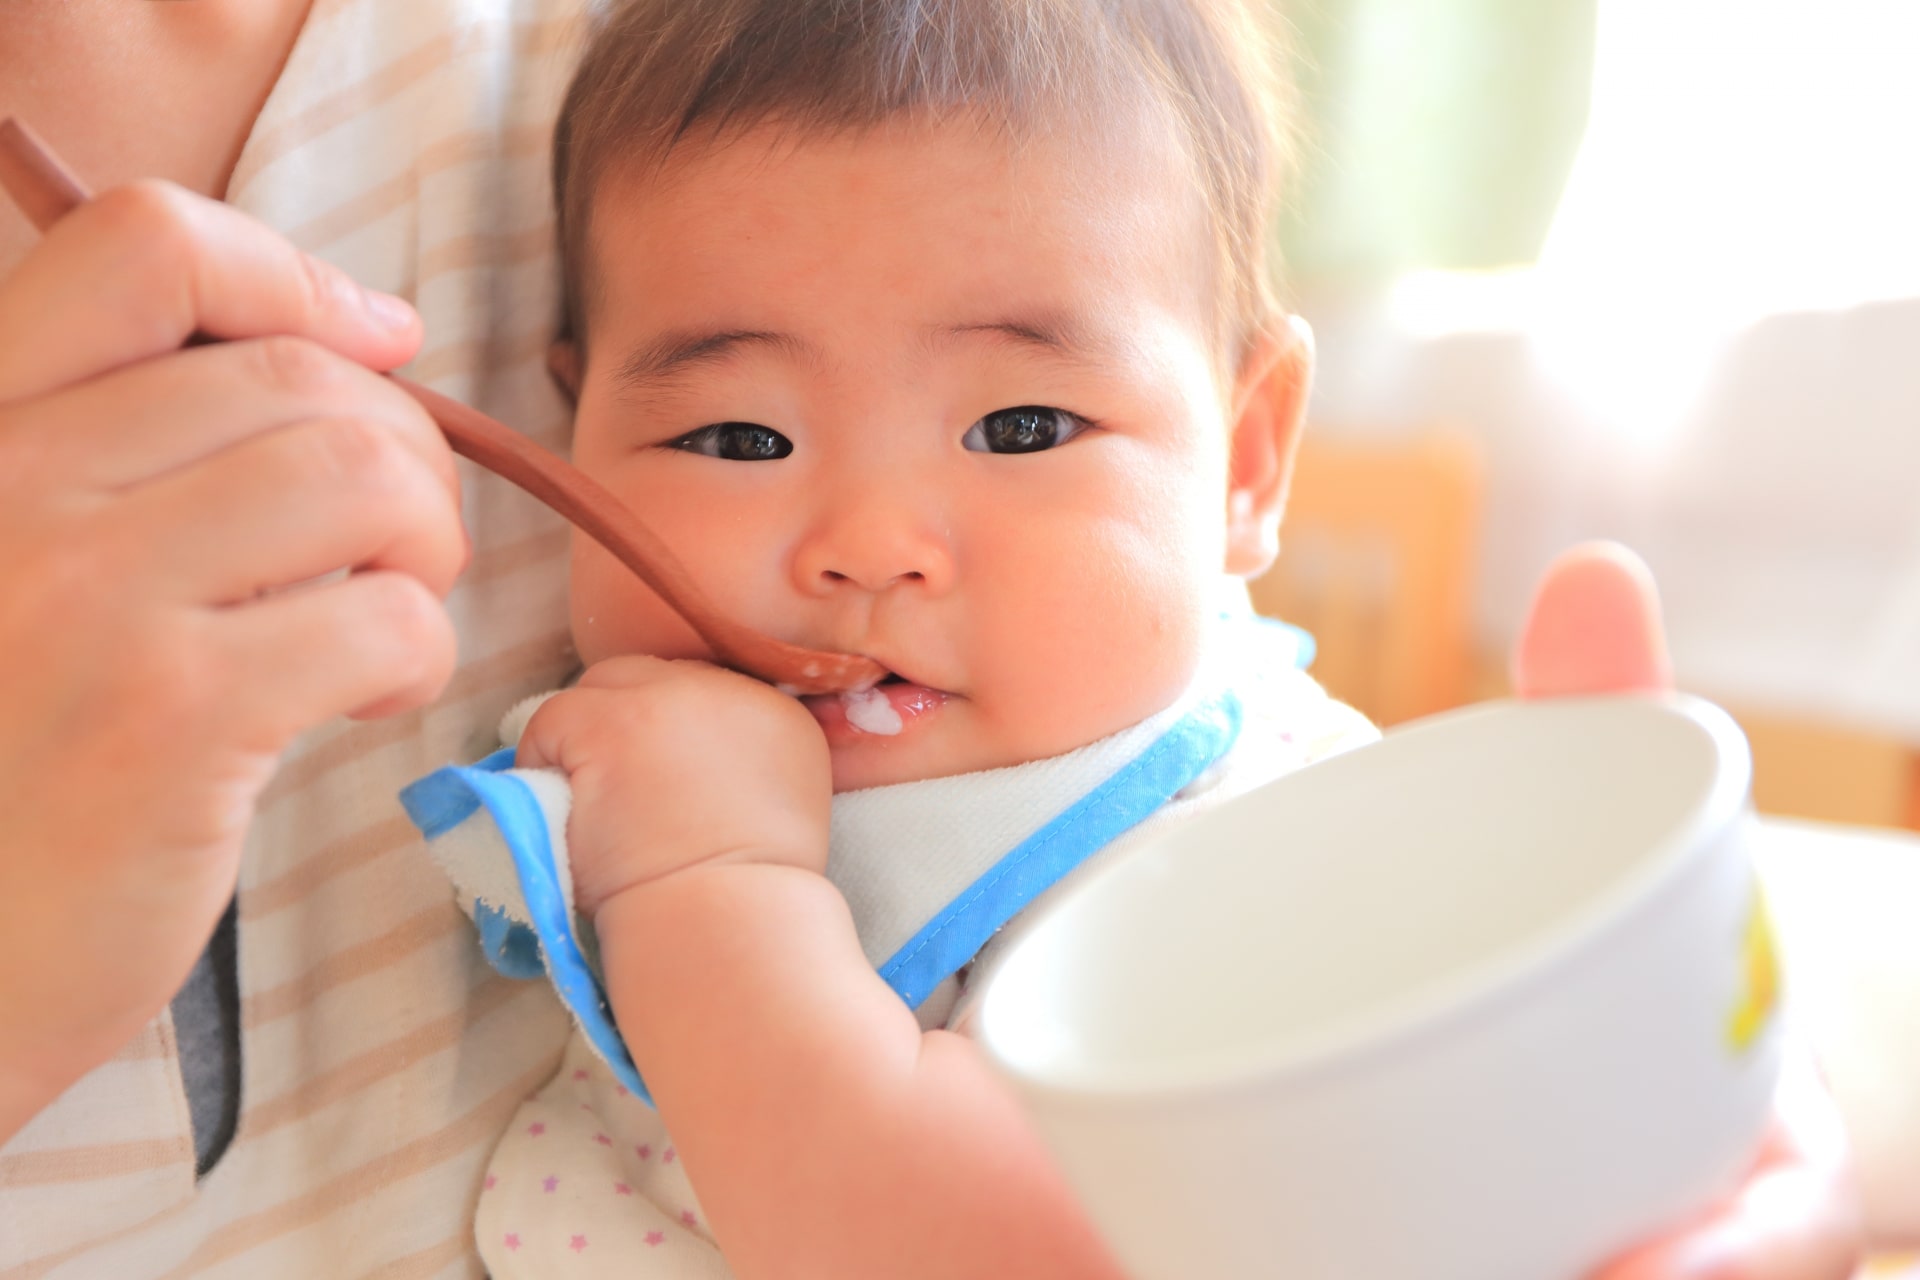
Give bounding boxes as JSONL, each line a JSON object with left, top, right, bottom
{"left": 0, "top": 1, "right": 592, "bottom": 1274}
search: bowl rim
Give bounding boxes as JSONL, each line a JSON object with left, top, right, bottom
{"left": 975, "top": 692, "right": 1756, "bottom": 1105}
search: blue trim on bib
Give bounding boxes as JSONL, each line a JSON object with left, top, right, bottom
{"left": 399, "top": 687, "right": 1249, "bottom": 1097}
{"left": 473, "top": 901, "right": 547, "bottom": 980}
{"left": 400, "top": 755, "right": 651, "bottom": 1103}
{"left": 877, "top": 690, "right": 1243, "bottom": 1008}
{"left": 399, "top": 746, "right": 515, "bottom": 839}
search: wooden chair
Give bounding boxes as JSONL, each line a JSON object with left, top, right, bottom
{"left": 1735, "top": 708, "right": 1920, "bottom": 833}
{"left": 1247, "top": 428, "right": 1482, "bottom": 727}
{"left": 1247, "top": 428, "right": 1920, "bottom": 828}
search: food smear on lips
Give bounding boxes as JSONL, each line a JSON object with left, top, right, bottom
{"left": 799, "top": 681, "right": 948, "bottom": 741}
{"left": 841, "top": 688, "right": 904, "bottom": 735}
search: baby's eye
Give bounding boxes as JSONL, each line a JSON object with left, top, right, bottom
{"left": 665, "top": 422, "right": 793, "bottom": 461}
{"left": 961, "top": 406, "right": 1087, "bottom": 454}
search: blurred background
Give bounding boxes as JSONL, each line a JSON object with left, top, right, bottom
{"left": 1251, "top": 0, "right": 1920, "bottom": 833}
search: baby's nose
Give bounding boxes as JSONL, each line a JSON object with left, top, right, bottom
{"left": 791, "top": 491, "right": 955, "bottom": 596}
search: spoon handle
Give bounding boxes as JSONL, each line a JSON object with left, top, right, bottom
{"left": 394, "top": 376, "right": 723, "bottom": 639}
{"left": 0, "top": 120, "right": 723, "bottom": 649}
{"left": 0, "top": 116, "right": 887, "bottom": 695}
{"left": 0, "top": 119, "right": 87, "bottom": 229}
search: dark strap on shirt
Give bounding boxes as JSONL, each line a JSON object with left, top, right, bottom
{"left": 169, "top": 897, "right": 242, "bottom": 1176}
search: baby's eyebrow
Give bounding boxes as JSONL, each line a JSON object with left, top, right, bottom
{"left": 612, "top": 328, "right": 816, "bottom": 392}
{"left": 609, "top": 313, "right": 1120, "bottom": 397}
{"left": 930, "top": 313, "right": 1121, "bottom": 370}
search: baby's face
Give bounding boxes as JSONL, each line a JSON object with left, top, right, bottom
{"left": 567, "top": 117, "right": 1257, "bottom": 791}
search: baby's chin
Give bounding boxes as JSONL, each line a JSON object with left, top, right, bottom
{"left": 829, "top": 742, "right": 1028, "bottom": 795}
{"left": 820, "top": 693, "right": 1182, "bottom": 795}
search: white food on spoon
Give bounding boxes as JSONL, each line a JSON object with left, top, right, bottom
{"left": 841, "top": 687, "right": 904, "bottom": 735}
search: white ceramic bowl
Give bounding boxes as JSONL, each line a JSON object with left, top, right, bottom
{"left": 976, "top": 695, "right": 1782, "bottom": 1280}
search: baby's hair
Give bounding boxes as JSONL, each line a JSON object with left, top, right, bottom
{"left": 553, "top": 0, "right": 1293, "bottom": 368}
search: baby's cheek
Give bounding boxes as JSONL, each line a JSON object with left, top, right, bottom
{"left": 1001, "top": 547, "right": 1207, "bottom": 751}
{"left": 567, "top": 544, "right": 711, "bottom": 667}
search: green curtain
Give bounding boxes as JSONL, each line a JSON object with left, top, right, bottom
{"left": 1274, "top": 0, "right": 1598, "bottom": 290}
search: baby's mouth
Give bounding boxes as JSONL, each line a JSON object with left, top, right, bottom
{"left": 799, "top": 674, "right": 950, "bottom": 741}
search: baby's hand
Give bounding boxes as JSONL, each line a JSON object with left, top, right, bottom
{"left": 516, "top": 656, "right": 832, "bottom": 912}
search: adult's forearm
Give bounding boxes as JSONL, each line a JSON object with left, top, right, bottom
{"left": 0, "top": 980, "right": 110, "bottom": 1149}
{"left": 0, "top": 1048, "right": 61, "bottom": 1150}
{"left": 0, "top": 175, "right": 449, "bottom": 1157}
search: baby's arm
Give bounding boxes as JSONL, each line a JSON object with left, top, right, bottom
{"left": 518, "top": 656, "right": 1126, "bottom": 1280}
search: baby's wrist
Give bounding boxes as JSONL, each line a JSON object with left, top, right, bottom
{"left": 579, "top": 822, "right": 827, "bottom": 917}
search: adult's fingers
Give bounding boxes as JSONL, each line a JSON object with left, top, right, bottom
{"left": 1513, "top": 541, "right": 1675, "bottom": 699}
{"left": 0, "top": 180, "right": 419, "bottom": 402}
{"left": 7, "top": 335, "right": 458, "bottom": 498}
{"left": 1599, "top": 1166, "right": 1860, "bottom": 1280}
{"left": 102, "top": 414, "right": 467, "bottom": 605}
{"left": 209, "top": 569, "right": 459, "bottom": 742}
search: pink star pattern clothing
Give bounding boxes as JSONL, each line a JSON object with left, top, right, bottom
{"left": 479, "top": 1037, "right": 732, "bottom": 1276}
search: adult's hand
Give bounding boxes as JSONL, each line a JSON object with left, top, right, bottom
{"left": 1514, "top": 542, "right": 1864, "bottom": 1280}
{"left": 0, "top": 183, "right": 466, "bottom": 1143}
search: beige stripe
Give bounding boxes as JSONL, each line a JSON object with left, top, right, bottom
{"left": 112, "top": 1022, "right": 172, "bottom": 1063}
{"left": 3, "top": 1060, "right": 548, "bottom": 1280}
{"left": 154, "top": 1012, "right": 178, "bottom": 1065}
{"left": 240, "top": 34, "right": 464, "bottom": 197}
{"left": 416, "top": 224, "right": 554, "bottom": 284}
{"left": 464, "top": 526, "right": 571, "bottom": 588}
{"left": 242, "top": 906, "right": 466, "bottom": 1028}
{"left": 299, "top": 0, "right": 363, "bottom": 29}
{"left": 360, "top": 1236, "right": 481, "bottom": 1280}
{"left": 231, "top": 15, "right": 576, "bottom": 201}
{"left": 284, "top": 165, "right": 410, "bottom": 252}
{"left": 239, "top": 974, "right": 528, "bottom": 1141}
{"left": 406, "top": 328, "right": 553, "bottom": 387}
{"left": 157, "top": 1058, "right": 549, "bottom": 1280}
{"left": 517, "top": 14, "right": 584, "bottom": 57}
{"left": 259, "top": 628, "right": 573, "bottom": 806}
{"left": 282, "top": 125, "right": 547, "bottom": 251}
{"left": 241, "top": 816, "right": 418, "bottom": 919}
{"left": 0, "top": 1134, "right": 191, "bottom": 1190}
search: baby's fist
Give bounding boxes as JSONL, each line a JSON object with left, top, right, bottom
{"left": 517, "top": 656, "right": 832, "bottom": 911}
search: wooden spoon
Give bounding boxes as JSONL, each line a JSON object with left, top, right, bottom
{"left": 0, "top": 118, "right": 885, "bottom": 696}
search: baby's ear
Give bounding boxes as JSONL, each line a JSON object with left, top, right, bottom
{"left": 1223, "top": 314, "right": 1314, "bottom": 577}
{"left": 547, "top": 339, "right": 582, "bottom": 405}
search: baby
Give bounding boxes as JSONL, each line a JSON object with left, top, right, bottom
{"left": 404, "top": 0, "right": 1377, "bottom": 1273}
